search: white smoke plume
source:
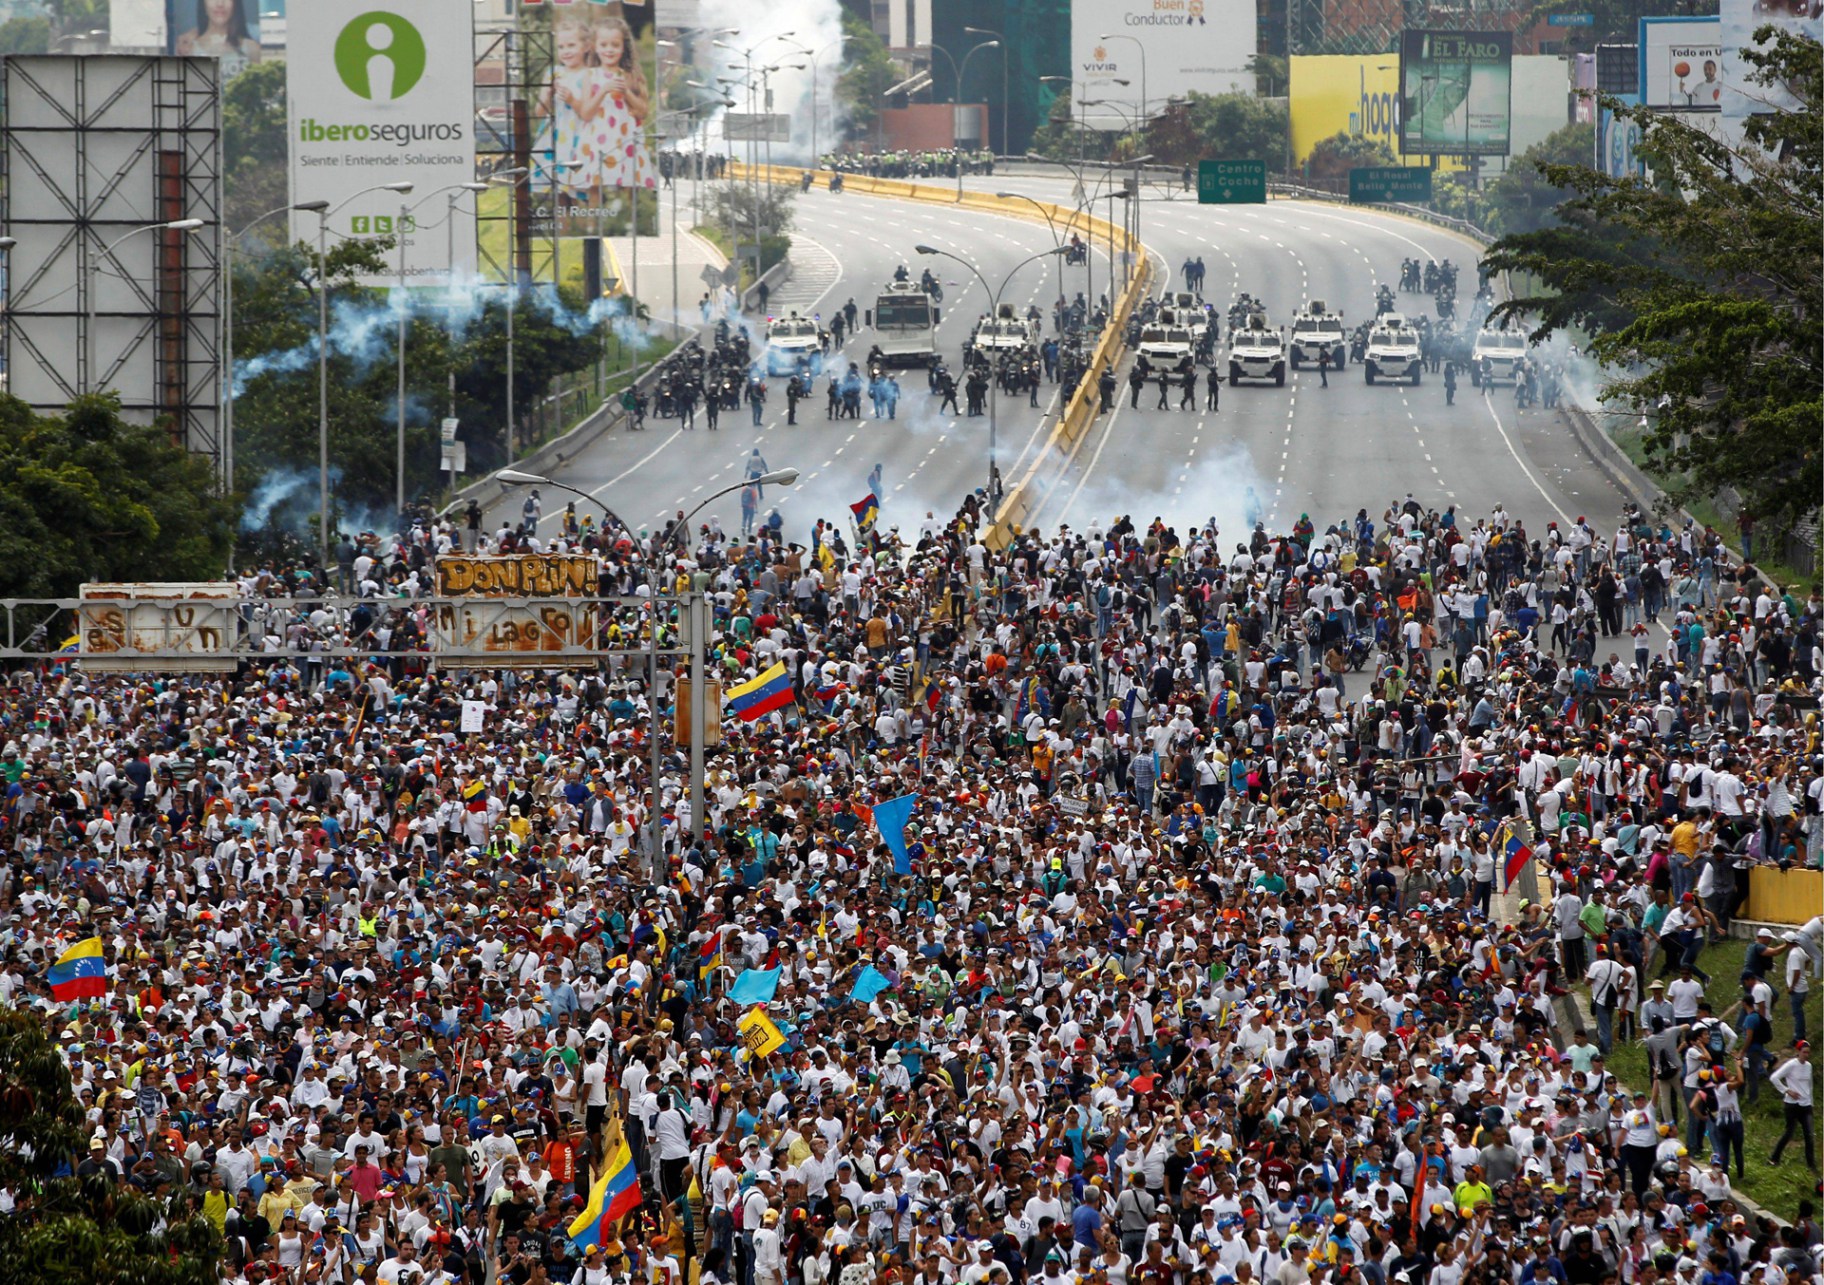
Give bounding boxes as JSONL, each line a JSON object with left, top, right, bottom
{"left": 688, "top": 0, "right": 845, "bottom": 164}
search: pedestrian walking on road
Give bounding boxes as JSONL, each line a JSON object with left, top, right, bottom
{"left": 1206, "top": 366, "right": 1222, "bottom": 411}
{"left": 1155, "top": 369, "right": 1172, "bottom": 410}
{"left": 1178, "top": 368, "right": 1196, "bottom": 410}
{"left": 1318, "top": 347, "right": 1330, "bottom": 388}
{"left": 1128, "top": 364, "right": 1146, "bottom": 409}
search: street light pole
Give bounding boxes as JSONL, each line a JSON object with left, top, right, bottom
{"left": 497, "top": 465, "right": 800, "bottom": 884}
{"left": 296, "top": 180, "right": 413, "bottom": 567}
{"left": 220, "top": 203, "right": 296, "bottom": 499}
{"left": 916, "top": 243, "right": 1066, "bottom": 516}
{"left": 485, "top": 169, "right": 532, "bottom": 455}
{"left": 396, "top": 182, "right": 487, "bottom": 523}
{"left": 964, "top": 26, "right": 1009, "bottom": 156}
{"left": 1098, "top": 32, "right": 1148, "bottom": 143}
{"left": 86, "top": 218, "right": 206, "bottom": 398}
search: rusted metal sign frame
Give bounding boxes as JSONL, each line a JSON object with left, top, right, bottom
{"left": 0, "top": 596, "right": 692, "bottom": 664}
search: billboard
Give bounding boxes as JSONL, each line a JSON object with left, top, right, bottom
{"left": 1720, "top": 0, "right": 1818, "bottom": 125}
{"left": 166, "top": 0, "right": 262, "bottom": 76}
{"left": 1289, "top": 55, "right": 1403, "bottom": 164}
{"left": 526, "top": 0, "right": 658, "bottom": 204}
{"left": 286, "top": 0, "right": 478, "bottom": 286}
{"left": 1596, "top": 91, "right": 1645, "bottom": 178}
{"left": 111, "top": 0, "right": 167, "bottom": 49}
{"left": 1399, "top": 30, "right": 1512, "bottom": 156}
{"left": 1640, "top": 17, "right": 1724, "bottom": 110}
{"left": 1071, "top": 0, "right": 1257, "bottom": 131}
{"left": 3, "top": 56, "right": 225, "bottom": 470}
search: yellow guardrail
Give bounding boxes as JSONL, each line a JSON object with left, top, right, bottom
{"left": 731, "top": 162, "right": 1150, "bottom": 548}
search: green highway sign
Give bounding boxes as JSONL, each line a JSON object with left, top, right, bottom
{"left": 1349, "top": 165, "right": 1434, "bottom": 204}
{"left": 1198, "top": 159, "right": 1267, "bottom": 205}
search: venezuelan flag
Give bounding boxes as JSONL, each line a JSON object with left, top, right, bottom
{"left": 1499, "top": 823, "right": 1534, "bottom": 891}
{"left": 697, "top": 931, "right": 723, "bottom": 981}
{"left": 49, "top": 937, "right": 108, "bottom": 1003}
{"left": 568, "top": 1136, "right": 642, "bottom": 1250}
{"left": 850, "top": 492, "right": 879, "bottom": 532}
{"left": 724, "top": 662, "right": 793, "bottom": 722}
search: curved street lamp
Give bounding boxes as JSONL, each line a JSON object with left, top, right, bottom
{"left": 494, "top": 464, "right": 799, "bottom": 880}
{"left": 915, "top": 243, "right": 1067, "bottom": 515}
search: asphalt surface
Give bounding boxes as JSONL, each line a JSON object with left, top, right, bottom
{"left": 483, "top": 173, "right": 1637, "bottom": 555}
{"left": 483, "top": 183, "right": 1101, "bottom": 545}
{"left": 977, "top": 174, "right": 1633, "bottom": 548}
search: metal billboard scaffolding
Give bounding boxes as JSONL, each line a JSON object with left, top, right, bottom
{"left": 1, "top": 55, "right": 224, "bottom": 476}
{"left": 1287, "top": 0, "right": 1539, "bottom": 56}
{"left": 474, "top": 22, "right": 560, "bottom": 286}
{"left": 0, "top": 594, "right": 690, "bottom": 669}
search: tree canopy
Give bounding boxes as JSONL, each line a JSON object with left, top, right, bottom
{"left": 222, "top": 60, "right": 290, "bottom": 242}
{"left": 231, "top": 238, "right": 605, "bottom": 534}
{"left": 0, "top": 1005, "right": 222, "bottom": 1285}
{"left": 0, "top": 393, "right": 236, "bottom": 599}
{"left": 1484, "top": 30, "right": 1822, "bottom": 530}
{"left": 834, "top": 12, "right": 899, "bottom": 144}
{"left": 1036, "top": 93, "right": 1290, "bottom": 172}
{"left": 1303, "top": 130, "right": 1396, "bottom": 186}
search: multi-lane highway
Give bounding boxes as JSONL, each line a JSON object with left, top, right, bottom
{"left": 484, "top": 172, "right": 1636, "bottom": 551}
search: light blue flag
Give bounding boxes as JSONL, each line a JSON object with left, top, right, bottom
{"left": 851, "top": 965, "right": 893, "bottom": 1004}
{"left": 727, "top": 967, "right": 782, "bottom": 1005}
{"left": 873, "top": 793, "right": 918, "bottom": 875}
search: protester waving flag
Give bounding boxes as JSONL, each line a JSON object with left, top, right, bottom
{"left": 49, "top": 938, "right": 108, "bottom": 1003}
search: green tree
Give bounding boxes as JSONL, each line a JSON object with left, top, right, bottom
{"left": 1145, "top": 93, "right": 1290, "bottom": 169}
{"left": 0, "top": 1005, "right": 221, "bottom": 1285}
{"left": 222, "top": 59, "right": 290, "bottom": 242}
{"left": 1303, "top": 130, "right": 1396, "bottom": 185}
{"left": 1480, "top": 122, "right": 1597, "bottom": 235}
{"left": 1484, "top": 30, "right": 1822, "bottom": 531}
{"left": 0, "top": 16, "right": 52, "bottom": 56}
{"left": 44, "top": 0, "right": 109, "bottom": 33}
{"left": 834, "top": 11, "right": 899, "bottom": 145}
{"left": 0, "top": 393, "right": 236, "bottom": 599}
{"left": 704, "top": 182, "right": 796, "bottom": 274}
{"left": 1248, "top": 53, "right": 1289, "bottom": 97}
{"left": 231, "top": 238, "right": 606, "bottom": 530}
{"left": 1030, "top": 88, "right": 1111, "bottom": 163}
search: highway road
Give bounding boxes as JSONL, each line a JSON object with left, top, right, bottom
{"left": 482, "top": 172, "right": 1639, "bottom": 558}
{"left": 483, "top": 183, "right": 1099, "bottom": 546}
{"left": 978, "top": 174, "right": 1632, "bottom": 549}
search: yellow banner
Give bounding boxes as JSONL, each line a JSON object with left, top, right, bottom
{"left": 1290, "top": 56, "right": 1402, "bottom": 167}
{"left": 435, "top": 554, "right": 597, "bottom": 597}
{"left": 737, "top": 1005, "right": 786, "bottom": 1060}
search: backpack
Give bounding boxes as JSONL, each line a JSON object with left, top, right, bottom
{"left": 1702, "top": 1021, "right": 1728, "bottom": 1060}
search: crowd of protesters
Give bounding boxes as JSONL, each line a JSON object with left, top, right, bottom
{"left": 3, "top": 487, "right": 1822, "bottom": 1285}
